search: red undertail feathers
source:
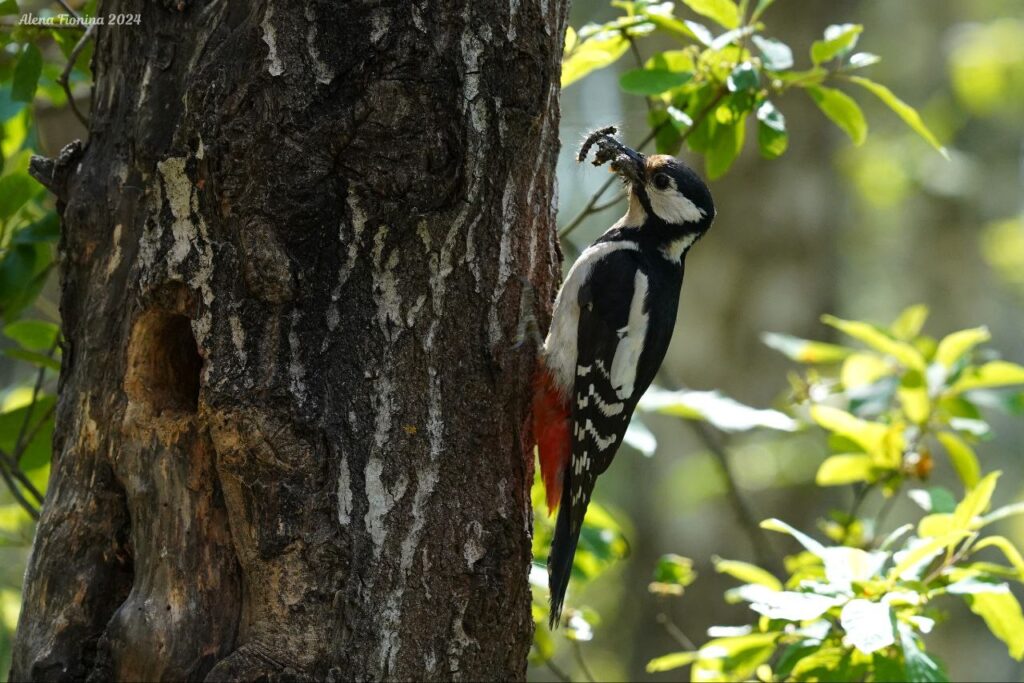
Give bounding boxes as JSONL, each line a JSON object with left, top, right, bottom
{"left": 532, "top": 365, "right": 570, "bottom": 514}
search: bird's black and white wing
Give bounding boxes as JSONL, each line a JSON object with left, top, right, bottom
{"left": 548, "top": 246, "right": 649, "bottom": 625}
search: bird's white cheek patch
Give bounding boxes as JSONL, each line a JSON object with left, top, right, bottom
{"left": 647, "top": 179, "right": 705, "bottom": 225}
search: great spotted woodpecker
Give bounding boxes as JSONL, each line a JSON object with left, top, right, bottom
{"left": 534, "top": 128, "right": 715, "bottom": 627}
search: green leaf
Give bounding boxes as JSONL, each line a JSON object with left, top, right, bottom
{"left": 840, "top": 599, "right": 894, "bottom": 654}
{"left": 12, "top": 212, "right": 60, "bottom": 244}
{"left": 951, "top": 361, "right": 1024, "bottom": 393}
{"left": 964, "top": 591, "right": 1024, "bottom": 660}
{"left": 937, "top": 431, "right": 980, "bottom": 490}
{"left": 760, "top": 518, "right": 825, "bottom": 556}
{"left": 0, "top": 173, "right": 38, "bottom": 220}
{"left": 638, "top": 386, "right": 797, "bottom": 432}
{"left": 713, "top": 556, "right": 782, "bottom": 590}
{"left": 811, "top": 23, "right": 863, "bottom": 65}
{"left": 761, "top": 331, "right": 850, "bottom": 363}
{"left": 647, "top": 651, "right": 699, "bottom": 673}
{"left": 807, "top": 86, "right": 868, "bottom": 146}
{"left": 645, "top": 14, "right": 701, "bottom": 43}
{"left": 4, "top": 348, "right": 61, "bottom": 371}
{"left": 562, "top": 33, "right": 629, "bottom": 88}
{"left": 680, "top": 0, "right": 739, "bottom": 29}
{"left": 822, "top": 314, "right": 925, "bottom": 371}
{"left": 971, "top": 536, "right": 1024, "bottom": 576}
{"left": 847, "top": 75, "right": 949, "bottom": 158}
{"left": 705, "top": 115, "right": 745, "bottom": 180}
{"left": 0, "top": 0, "right": 18, "bottom": 17}
{"left": 935, "top": 326, "right": 990, "bottom": 368}
{"left": 690, "top": 632, "right": 779, "bottom": 683}
{"left": 890, "top": 304, "right": 929, "bottom": 341}
{"left": 898, "top": 623, "right": 949, "bottom": 682}
{"left": 726, "top": 62, "right": 758, "bottom": 92}
{"left": 898, "top": 369, "right": 930, "bottom": 424}
{"left": 809, "top": 405, "right": 889, "bottom": 455}
{"left": 891, "top": 532, "right": 967, "bottom": 579}
{"left": 816, "top": 453, "right": 875, "bottom": 486}
{"left": 654, "top": 553, "right": 697, "bottom": 586}
{"left": 752, "top": 35, "right": 793, "bottom": 71}
{"left": 951, "top": 471, "right": 1000, "bottom": 536}
{"left": 4, "top": 319, "right": 59, "bottom": 351}
{"left": 11, "top": 44, "right": 43, "bottom": 103}
{"left": 620, "top": 68, "right": 692, "bottom": 95}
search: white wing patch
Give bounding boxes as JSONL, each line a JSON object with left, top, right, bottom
{"left": 609, "top": 270, "right": 649, "bottom": 400}
{"left": 542, "top": 241, "right": 640, "bottom": 395}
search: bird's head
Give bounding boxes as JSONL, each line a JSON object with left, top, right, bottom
{"left": 579, "top": 127, "right": 715, "bottom": 238}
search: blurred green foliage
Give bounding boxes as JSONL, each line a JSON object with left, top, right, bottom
{"left": 561, "top": 0, "right": 944, "bottom": 180}
{"left": 645, "top": 307, "right": 1024, "bottom": 681}
{"left": 0, "top": 1, "right": 94, "bottom": 675}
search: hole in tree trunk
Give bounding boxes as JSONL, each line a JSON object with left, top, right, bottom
{"left": 124, "top": 310, "right": 202, "bottom": 413}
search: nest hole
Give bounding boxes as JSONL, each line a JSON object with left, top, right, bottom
{"left": 124, "top": 310, "right": 202, "bottom": 413}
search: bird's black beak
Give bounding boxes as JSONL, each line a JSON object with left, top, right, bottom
{"left": 578, "top": 127, "right": 646, "bottom": 186}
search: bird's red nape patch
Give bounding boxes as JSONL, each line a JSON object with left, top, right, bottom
{"left": 532, "top": 366, "right": 571, "bottom": 515}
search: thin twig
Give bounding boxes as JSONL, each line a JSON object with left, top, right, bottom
{"left": 688, "top": 419, "right": 778, "bottom": 570}
{"left": 839, "top": 482, "right": 874, "bottom": 545}
{"left": 60, "top": 23, "right": 95, "bottom": 127}
{"left": 13, "top": 339, "right": 57, "bottom": 462}
{"left": 54, "top": 0, "right": 81, "bottom": 21}
{"left": 0, "top": 448, "right": 45, "bottom": 504}
{"left": 657, "top": 612, "right": 697, "bottom": 651}
{"left": 14, "top": 404, "right": 56, "bottom": 466}
{"left": 544, "top": 656, "right": 573, "bottom": 683}
{"left": 0, "top": 461, "right": 40, "bottom": 520}
{"left": 571, "top": 640, "right": 596, "bottom": 683}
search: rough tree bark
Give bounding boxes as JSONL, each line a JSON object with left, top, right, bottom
{"left": 12, "top": 1, "right": 567, "bottom": 680}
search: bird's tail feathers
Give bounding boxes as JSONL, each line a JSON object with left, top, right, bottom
{"left": 548, "top": 473, "right": 582, "bottom": 629}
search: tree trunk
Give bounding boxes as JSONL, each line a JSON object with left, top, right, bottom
{"left": 12, "top": 1, "right": 567, "bottom": 680}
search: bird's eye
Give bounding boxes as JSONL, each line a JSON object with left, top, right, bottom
{"left": 652, "top": 173, "right": 671, "bottom": 191}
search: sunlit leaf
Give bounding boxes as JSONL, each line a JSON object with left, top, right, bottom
{"left": 971, "top": 536, "right": 1024, "bottom": 576}
{"left": 848, "top": 52, "right": 881, "bottom": 69}
{"left": 647, "top": 650, "right": 699, "bottom": 673}
{"left": 807, "top": 85, "right": 867, "bottom": 145}
{"left": 898, "top": 623, "right": 949, "bottom": 682}
{"left": 562, "top": 32, "right": 630, "bottom": 88}
{"left": 822, "top": 314, "right": 925, "bottom": 371}
{"left": 950, "top": 361, "right": 1024, "bottom": 394}
{"left": 890, "top": 304, "right": 929, "bottom": 341}
{"left": 934, "top": 326, "right": 991, "bottom": 368}
{"left": 898, "top": 370, "right": 930, "bottom": 424}
{"left": 761, "top": 331, "right": 851, "bottom": 364}
{"left": 891, "top": 533, "right": 966, "bottom": 580}
{"left": 752, "top": 35, "right": 793, "bottom": 71}
{"left": 755, "top": 100, "right": 787, "bottom": 159}
{"left": 963, "top": 590, "right": 1024, "bottom": 660}
{"left": 822, "top": 547, "right": 888, "bottom": 590}
{"left": 816, "top": 453, "right": 875, "bottom": 486}
{"left": 936, "top": 431, "right": 980, "bottom": 490}
{"left": 726, "top": 62, "right": 758, "bottom": 92}
{"left": 760, "top": 518, "right": 826, "bottom": 556}
{"left": 655, "top": 553, "right": 697, "bottom": 586}
{"left": 840, "top": 599, "right": 894, "bottom": 654}
{"left": 638, "top": 387, "right": 798, "bottom": 432}
{"left": 0, "top": 173, "right": 38, "bottom": 220}
{"left": 847, "top": 75, "right": 949, "bottom": 158}
{"left": 742, "top": 586, "right": 842, "bottom": 621}
{"left": 809, "top": 405, "right": 889, "bottom": 455}
{"left": 950, "top": 471, "right": 1000, "bottom": 535}
{"left": 811, "top": 24, "right": 863, "bottom": 65}
{"left": 840, "top": 352, "right": 890, "bottom": 389}
{"left": 680, "top": 0, "right": 739, "bottom": 29}
{"left": 981, "top": 502, "right": 1024, "bottom": 527}
{"left": 691, "top": 632, "right": 779, "bottom": 683}
{"left": 705, "top": 114, "right": 745, "bottom": 180}
{"left": 713, "top": 556, "right": 782, "bottom": 590}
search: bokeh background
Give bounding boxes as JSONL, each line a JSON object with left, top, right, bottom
{"left": 542, "top": 0, "right": 1024, "bottom": 680}
{"left": 1, "top": 0, "right": 1023, "bottom": 680}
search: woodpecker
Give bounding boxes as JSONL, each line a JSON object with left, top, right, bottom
{"left": 534, "top": 128, "right": 715, "bottom": 627}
